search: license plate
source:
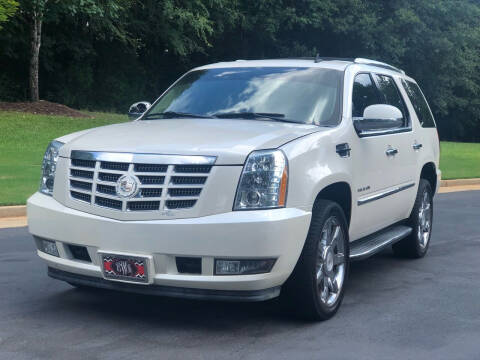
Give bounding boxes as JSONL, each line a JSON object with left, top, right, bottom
{"left": 101, "top": 253, "right": 149, "bottom": 283}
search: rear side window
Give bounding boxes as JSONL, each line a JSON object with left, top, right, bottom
{"left": 401, "top": 80, "right": 436, "bottom": 128}
{"left": 372, "top": 74, "right": 408, "bottom": 126}
{"left": 352, "top": 73, "right": 379, "bottom": 118}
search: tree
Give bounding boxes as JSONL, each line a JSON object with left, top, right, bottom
{"left": 1, "top": 0, "right": 480, "bottom": 140}
{"left": 18, "top": 0, "right": 133, "bottom": 101}
{"left": 0, "top": 0, "right": 18, "bottom": 30}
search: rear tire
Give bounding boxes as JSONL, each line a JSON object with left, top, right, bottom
{"left": 393, "top": 179, "right": 433, "bottom": 258}
{"left": 281, "top": 200, "right": 349, "bottom": 321}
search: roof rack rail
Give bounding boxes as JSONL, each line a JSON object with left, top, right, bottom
{"left": 354, "top": 58, "right": 405, "bottom": 74}
{"left": 270, "top": 56, "right": 355, "bottom": 62}
{"left": 234, "top": 57, "right": 405, "bottom": 74}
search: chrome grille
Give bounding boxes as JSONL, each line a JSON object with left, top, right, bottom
{"left": 70, "top": 180, "right": 92, "bottom": 191}
{"left": 68, "top": 151, "right": 215, "bottom": 212}
{"left": 127, "top": 201, "right": 160, "bottom": 211}
{"left": 137, "top": 175, "right": 165, "bottom": 185}
{"left": 98, "top": 172, "right": 121, "bottom": 182}
{"left": 96, "top": 184, "right": 116, "bottom": 195}
{"left": 95, "top": 196, "right": 122, "bottom": 210}
{"left": 72, "top": 159, "right": 95, "bottom": 168}
{"left": 174, "top": 165, "right": 212, "bottom": 173}
{"left": 71, "top": 169, "right": 94, "bottom": 179}
{"left": 101, "top": 161, "right": 129, "bottom": 171}
{"left": 166, "top": 199, "right": 197, "bottom": 209}
{"left": 71, "top": 191, "right": 91, "bottom": 203}
{"left": 171, "top": 176, "right": 207, "bottom": 185}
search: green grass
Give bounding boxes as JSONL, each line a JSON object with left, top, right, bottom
{"left": 0, "top": 110, "right": 479, "bottom": 205}
{"left": 0, "top": 111, "right": 127, "bottom": 205}
{"left": 439, "top": 141, "right": 480, "bottom": 180}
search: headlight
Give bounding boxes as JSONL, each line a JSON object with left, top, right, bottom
{"left": 234, "top": 149, "right": 288, "bottom": 210}
{"left": 39, "top": 140, "right": 64, "bottom": 196}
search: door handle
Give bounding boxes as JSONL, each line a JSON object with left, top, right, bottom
{"left": 336, "top": 143, "right": 351, "bottom": 157}
{"left": 413, "top": 143, "right": 423, "bottom": 150}
{"left": 386, "top": 148, "right": 398, "bottom": 156}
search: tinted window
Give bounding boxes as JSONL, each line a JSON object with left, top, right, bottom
{"left": 373, "top": 74, "right": 408, "bottom": 126}
{"left": 352, "top": 73, "right": 379, "bottom": 118}
{"left": 401, "top": 80, "right": 436, "bottom": 128}
{"left": 144, "top": 67, "right": 343, "bottom": 126}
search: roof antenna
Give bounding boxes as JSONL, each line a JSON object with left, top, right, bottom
{"left": 314, "top": 54, "right": 321, "bottom": 63}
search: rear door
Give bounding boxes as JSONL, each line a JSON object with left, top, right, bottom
{"left": 400, "top": 79, "right": 440, "bottom": 194}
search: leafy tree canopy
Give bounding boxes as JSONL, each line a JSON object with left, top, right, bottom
{"left": 1, "top": 0, "right": 480, "bottom": 141}
{"left": 0, "top": 0, "right": 18, "bottom": 30}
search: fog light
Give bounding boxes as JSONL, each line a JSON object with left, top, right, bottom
{"left": 215, "top": 258, "right": 276, "bottom": 275}
{"left": 40, "top": 239, "right": 59, "bottom": 257}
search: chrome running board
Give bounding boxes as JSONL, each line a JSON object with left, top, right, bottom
{"left": 350, "top": 225, "right": 412, "bottom": 261}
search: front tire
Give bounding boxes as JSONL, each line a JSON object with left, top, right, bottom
{"left": 393, "top": 179, "right": 433, "bottom": 258}
{"left": 282, "top": 200, "right": 349, "bottom": 321}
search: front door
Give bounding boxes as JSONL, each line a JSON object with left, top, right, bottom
{"left": 349, "top": 72, "right": 416, "bottom": 240}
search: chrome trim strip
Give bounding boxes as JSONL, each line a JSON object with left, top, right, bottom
{"left": 357, "top": 126, "right": 412, "bottom": 138}
{"left": 357, "top": 182, "right": 415, "bottom": 206}
{"left": 68, "top": 150, "right": 217, "bottom": 165}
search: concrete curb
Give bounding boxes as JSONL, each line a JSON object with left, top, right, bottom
{"left": 440, "top": 178, "right": 480, "bottom": 187}
{"left": 1, "top": 179, "right": 480, "bottom": 219}
{"left": 0, "top": 205, "right": 26, "bottom": 218}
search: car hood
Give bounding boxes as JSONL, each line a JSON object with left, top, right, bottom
{"left": 58, "top": 118, "right": 321, "bottom": 164}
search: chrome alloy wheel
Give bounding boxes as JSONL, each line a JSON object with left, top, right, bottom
{"left": 418, "top": 190, "right": 432, "bottom": 248}
{"left": 316, "top": 216, "right": 346, "bottom": 307}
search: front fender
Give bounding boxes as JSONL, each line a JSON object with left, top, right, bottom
{"left": 281, "top": 130, "right": 353, "bottom": 212}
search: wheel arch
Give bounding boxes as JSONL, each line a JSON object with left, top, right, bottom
{"left": 314, "top": 182, "right": 352, "bottom": 226}
{"left": 420, "top": 162, "right": 437, "bottom": 196}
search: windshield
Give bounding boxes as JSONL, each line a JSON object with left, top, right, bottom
{"left": 143, "top": 67, "right": 343, "bottom": 126}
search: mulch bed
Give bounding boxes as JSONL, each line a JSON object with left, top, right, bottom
{"left": 0, "top": 100, "right": 89, "bottom": 118}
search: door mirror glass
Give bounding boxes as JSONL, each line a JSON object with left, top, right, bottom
{"left": 354, "top": 104, "right": 404, "bottom": 136}
{"left": 128, "top": 101, "right": 151, "bottom": 120}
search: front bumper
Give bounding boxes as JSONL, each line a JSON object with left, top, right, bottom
{"left": 28, "top": 192, "right": 311, "bottom": 298}
{"left": 48, "top": 267, "right": 281, "bottom": 301}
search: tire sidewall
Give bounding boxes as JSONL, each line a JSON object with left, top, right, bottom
{"left": 308, "top": 202, "right": 350, "bottom": 317}
{"left": 410, "top": 180, "right": 433, "bottom": 257}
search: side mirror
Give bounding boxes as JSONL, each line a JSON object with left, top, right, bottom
{"left": 354, "top": 104, "right": 404, "bottom": 136}
{"left": 128, "top": 101, "right": 151, "bottom": 120}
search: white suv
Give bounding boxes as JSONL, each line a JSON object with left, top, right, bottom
{"left": 27, "top": 58, "right": 440, "bottom": 320}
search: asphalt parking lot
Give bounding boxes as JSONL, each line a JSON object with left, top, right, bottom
{"left": 0, "top": 191, "right": 479, "bottom": 360}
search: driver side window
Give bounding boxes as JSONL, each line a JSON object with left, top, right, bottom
{"left": 352, "top": 73, "right": 379, "bottom": 118}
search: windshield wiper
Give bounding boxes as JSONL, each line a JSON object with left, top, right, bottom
{"left": 142, "top": 111, "right": 212, "bottom": 119}
{"left": 212, "top": 112, "right": 300, "bottom": 123}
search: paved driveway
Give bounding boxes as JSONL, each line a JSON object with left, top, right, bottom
{"left": 0, "top": 191, "right": 479, "bottom": 360}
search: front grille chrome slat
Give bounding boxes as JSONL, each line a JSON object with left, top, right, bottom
{"left": 127, "top": 201, "right": 161, "bottom": 211}
{"left": 98, "top": 172, "right": 122, "bottom": 183}
{"left": 168, "top": 188, "right": 202, "bottom": 197}
{"left": 171, "top": 176, "right": 207, "bottom": 185}
{"left": 140, "top": 188, "right": 163, "bottom": 198}
{"left": 134, "top": 164, "right": 168, "bottom": 173}
{"left": 71, "top": 191, "right": 91, "bottom": 203}
{"left": 69, "top": 154, "right": 212, "bottom": 212}
{"left": 71, "top": 169, "right": 94, "bottom": 179}
{"left": 166, "top": 199, "right": 197, "bottom": 209}
{"left": 138, "top": 175, "right": 165, "bottom": 185}
{"left": 96, "top": 184, "right": 116, "bottom": 195}
{"left": 95, "top": 196, "right": 122, "bottom": 210}
{"left": 71, "top": 159, "right": 95, "bottom": 168}
{"left": 174, "top": 165, "right": 212, "bottom": 173}
{"left": 101, "top": 161, "right": 129, "bottom": 171}
{"left": 70, "top": 180, "right": 93, "bottom": 191}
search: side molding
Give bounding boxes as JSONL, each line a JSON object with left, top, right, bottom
{"left": 357, "top": 183, "right": 415, "bottom": 206}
